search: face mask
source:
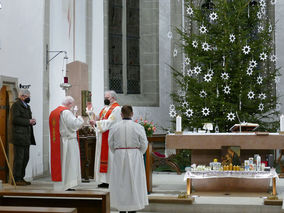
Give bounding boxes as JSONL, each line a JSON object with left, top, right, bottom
{"left": 104, "top": 99, "right": 110, "bottom": 105}
{"left": 24, "top": 97, "right": 30, "bottom": 103}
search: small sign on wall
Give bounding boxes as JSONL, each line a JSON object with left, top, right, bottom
{"left": 19, "top": 84, "right": 31, "bottom": 89}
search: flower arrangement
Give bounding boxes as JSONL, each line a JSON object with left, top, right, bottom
{"left": 135, "top": 118, "right": 157, "bottom": 137}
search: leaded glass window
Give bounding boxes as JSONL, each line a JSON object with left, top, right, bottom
{"left": 108, "top": 0, "right": 141, "bottom": 94}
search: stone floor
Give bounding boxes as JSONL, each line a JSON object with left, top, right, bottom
{"left": 2, "top": 172, "right": 284, "bottom": 212}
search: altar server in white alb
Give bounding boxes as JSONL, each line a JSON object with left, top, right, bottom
{"left": 93, "top": 90, "right": 121, "bottom": 188}
{"left": 109, "top": 105, "right": 148, "bottom": 213}
{"left": 49, "top": 96, "right": 84, "bottom": 191}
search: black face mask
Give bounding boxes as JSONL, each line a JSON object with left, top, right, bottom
{"left": 24, "top": 97, "right": 30, "bottom": 103}
{"left": 104, "top": 99, "right": 110, "bottom": 106}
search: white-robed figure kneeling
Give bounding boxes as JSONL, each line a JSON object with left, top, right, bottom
{"left": 49, "top": 96, "right": 84, "bottom": 191}
{"left": 109, "top": 105, "right": 149, "bottom": 213}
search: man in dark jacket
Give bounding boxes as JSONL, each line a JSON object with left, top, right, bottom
{"left": 10, "top": 89, "right": 36, "bottom": 186}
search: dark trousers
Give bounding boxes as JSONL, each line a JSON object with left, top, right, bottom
{"left": 13, "top": 145, "right": 30, "bottom": 181}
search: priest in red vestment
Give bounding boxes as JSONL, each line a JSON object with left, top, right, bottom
{"left": 93, "top": 90, "right": 121, "bottom": 188}
{"left": 49, "top": 96, "right": 84, "bottom": 191}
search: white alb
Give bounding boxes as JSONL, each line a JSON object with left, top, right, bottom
{"left": 54, "top": 110, "right": 84, "bottom": 191}
{"left": 109, "top": 120, "right": 149, "bottom": 212}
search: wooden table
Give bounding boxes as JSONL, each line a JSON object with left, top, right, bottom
{"left": 166, "top": 133, "right": 284, "bottom": 150}
{"left": 166, "top": 133, "right": 284, "bottom": 195}
{"left": 166, "top": 133, "right": 284, "bottom": 165}
{"left": 185, "top": 170, "right": 278, "bottom": 196}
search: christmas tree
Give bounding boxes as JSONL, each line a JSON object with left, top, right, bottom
{"left": 170, "top": 0, "right": 280, "bottom": 132}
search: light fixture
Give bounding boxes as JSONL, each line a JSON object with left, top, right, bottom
{"left": 46, "top": 44, "right": 68, "bottom": 70}
{"left": 0, "top": 1, "right": 2, "bottom": 9}
{"left": 46, "top": 45, "right": 71, "bottom": 92}
{"left": 60, "top": 76, "right": 72, "bottom": 91}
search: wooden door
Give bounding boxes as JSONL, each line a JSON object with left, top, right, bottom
{"left": 0, "top": 86, "right": 7, "bottom": 182}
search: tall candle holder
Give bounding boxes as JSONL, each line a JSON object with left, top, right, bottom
{"left": 86, "top": 107, "right": 94, "bottom": 120}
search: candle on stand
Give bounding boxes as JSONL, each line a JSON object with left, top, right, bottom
{"left": 73, "top": 105, "right": 78, "bottom": 116}
{"left": 86, "top": 106, "right": 94, "bottom": 120}
{"left": 176, "top": 115, "right": 182, "bottom": 133}
{"left": 280, "top": 114, "right": 284, "bottom": 132}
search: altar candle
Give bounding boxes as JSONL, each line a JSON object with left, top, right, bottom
{"left": 280, "top": 114, "right": 284, "bottom": 132}
{"left": 176, "top": 115, "right": 182, "bottom": 132}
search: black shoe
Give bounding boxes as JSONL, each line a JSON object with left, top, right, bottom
{"left": 66, "top": 188, "right": 76, "bottom": 191}
{"left": 98, "top": 183, "right": 109, "bottom": 188}
{"left": 23, "top": 179, "right": 31, "bottom": 185}
{"left": 15, "top": 180, "right": 28, "bottom": 186}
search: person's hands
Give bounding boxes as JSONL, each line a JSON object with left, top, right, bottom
{"left": 89, "top": 120, "right": 96, "bottom": 127}
{"left": 30, "top": 118, "right": 36, "bottom": 126}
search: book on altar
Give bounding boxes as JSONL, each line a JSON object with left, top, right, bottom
{"left": 230, "top": 122, "right": 259, "bottom": 132}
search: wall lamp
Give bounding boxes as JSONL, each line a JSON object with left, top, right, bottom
{"left": 46, "top": 45, "right": 71, "bottom": 92}
{"left": 46, "top": 44, "right": 68, "bottom": 70}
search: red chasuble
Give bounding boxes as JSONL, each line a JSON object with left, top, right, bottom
{"left": 99, "top": 102, "right": 120, "bottom": 173}
{"left": 49, "top": 106, "right": 68, "bottom": 181}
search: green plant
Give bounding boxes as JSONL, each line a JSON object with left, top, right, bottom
{"left": 135, "top": 118, "right": 157, "bottom": 137}
{"left": 172, "top": 150, "right": 191, "bottom": 171}
{"left": 170, "top": 0, "right": 280, "bottom": 132}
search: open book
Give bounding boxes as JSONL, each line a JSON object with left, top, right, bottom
{"left": 230, "top": 123, "right": 259, "bottom": 132}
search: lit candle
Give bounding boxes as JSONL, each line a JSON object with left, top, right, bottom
{"left": 280, "top": 114, "right": 284, "bottom": 132}
{"left": 86, "top": 106, "right": 94, "bottom": 119}
{"left": 176, "top": 115, "right": 182, "bottom": 132}
{"left": 73, "top": 105, "right": 78, "bottom": 116}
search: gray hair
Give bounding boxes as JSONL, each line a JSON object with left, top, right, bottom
{"left": 62, "top": 96, "right": 74, "bottom": 106}
{"left": 18, "top": 89, "right": 30, "bottom": 97}
{"left": 105, "top": 90, "right": 118, "bottom": 101}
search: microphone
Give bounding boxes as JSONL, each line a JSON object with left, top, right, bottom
{"left": 235, "top": 111, "right": 242, "bottom": 133}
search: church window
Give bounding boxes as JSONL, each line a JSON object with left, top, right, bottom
{"left": 108, "top": 0, "right": 140, "bottom": 94}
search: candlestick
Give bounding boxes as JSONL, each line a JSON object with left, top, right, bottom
{"left": 73, "top": 105, "right": 78, "bottom": 116}
{"left": 86, "top": 107, "right": 94, "bottom": 120}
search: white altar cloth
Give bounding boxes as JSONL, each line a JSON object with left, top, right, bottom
{"left": 184, "top": 169, "right": 278, "bottom": 181}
